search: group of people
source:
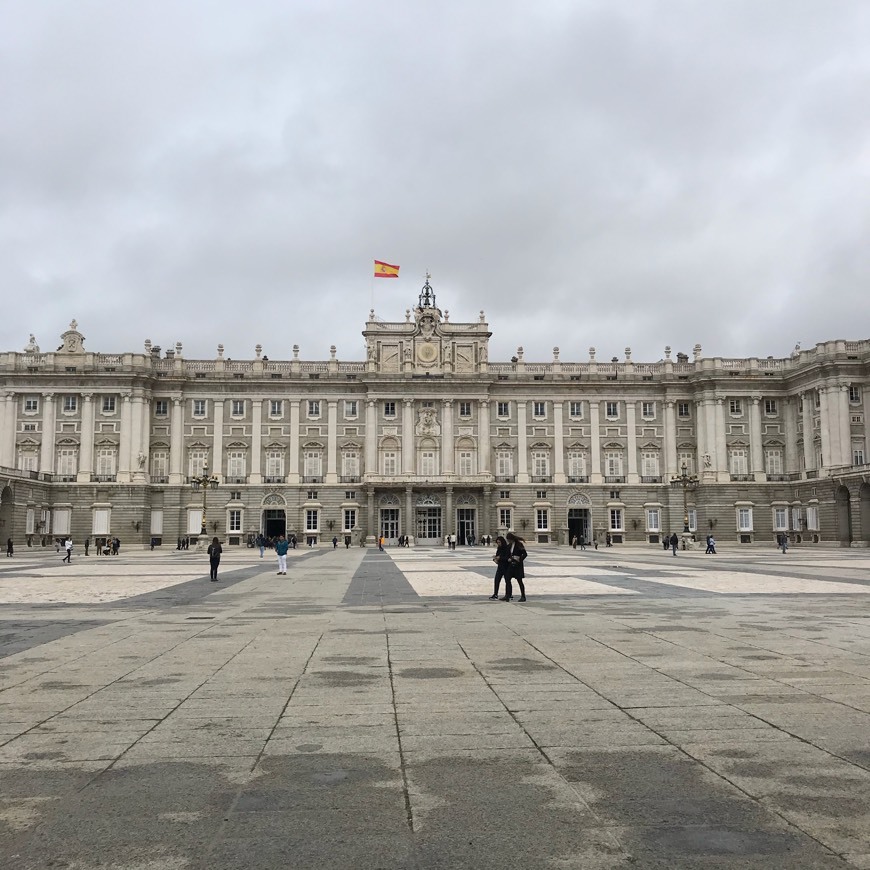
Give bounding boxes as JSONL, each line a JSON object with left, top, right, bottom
{"left": 489, "top": 532, "right": 528, "bottom": 602}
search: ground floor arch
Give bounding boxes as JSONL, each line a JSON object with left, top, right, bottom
{"left": 836, "top": 486, "right": 853, "bottom": 546}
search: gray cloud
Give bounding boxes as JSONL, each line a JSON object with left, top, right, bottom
{"left": 2, "top": 0, "right": 868, "bottom": 363}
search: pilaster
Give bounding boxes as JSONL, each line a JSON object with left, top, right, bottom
{"left": 442, "top": 400, "right": 454, "bottom": 475}
{"left": 249, "top": 399, "right": 263, "bottom": 484}
{"left": 402, "top": 399, "right": 415, "bottom": 475}
{"left": 553, "top": 400, "right": 565, "bottom": 484}
{"left": 516, "top": 400, "right": 529, "bottom": 483}
{"left": 626, "top": 401, "right": 638, "bottom": 484}
{"left": 39, "top": 393, "right": 55, "bottom": 475}
{"left": 169, "top": 397, "right": 184, "bottom": 484}
{"left": 749, "top": 396, "right": 764, "bottom": 480}
{"left": 478, "top": 399, "right": 491, "bottom": 474}
{"left": 589, "top": 400, "right": 602, "bottom": 484}
{"left": 117, "top": 391, "right": 133, "bottom": 483}
{"left": 288, "top": 399, "right": 300, "bottom": 484}
{"left": 326, "top": 399, "right": 338, "bottom": 484}
{"left": 664, "top": 400, "right": 677, "bottom": 477}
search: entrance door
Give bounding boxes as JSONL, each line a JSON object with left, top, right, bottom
{"left": 380, "top": 508, "right": 400, "bottom": 545}
{"left": 567, "top": 508, "right": 590, "bottom": 545}
{"left": 457, "top": 508, "right": 476, "bottom": 545}
{"left": 263, "top": 509, "right": 286, "bottom": 539}
{"left": 415, "top": 507, "right": 442, "bottom": 545}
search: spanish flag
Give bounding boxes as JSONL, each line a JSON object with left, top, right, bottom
{"left": 374, "top": 260, "right": 400, "bottom": 278}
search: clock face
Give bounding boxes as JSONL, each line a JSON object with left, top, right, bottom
{"left": 417, "top": 342, "right": 438, "bottom": 363}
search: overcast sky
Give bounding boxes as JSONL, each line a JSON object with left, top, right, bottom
{"left": 2, "top": 0, "right": 869, "bottom": 364}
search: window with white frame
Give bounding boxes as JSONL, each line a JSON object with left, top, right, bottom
{"left": 269, "top": 400, "right": 283, "bottom": 417}
{"left": 646, "top": 508, "right": 660, "bottom": 532}
{"left": 457, "top": 451, "right": 474, "bottom": 476}
{"left": 532, "top": 401, "right": 546, "bottom": 418}
{"left": 342, "top": 451, "right": 359, "bottom": 477}
{"left": 150, "top": 509, "right": 163, "bottom": 535}
{"left": 806, "top": 505, "right": 819, "bottom": 530}
{"left": 729, "top": 448, "right": 748, "bottom": 476}
{"left": 569, "top": 401, "right": 583, "bottom": 418}
{"left": 231, "top": 399, "right": 245, "bottom": 416}
{"left": 791, "top": 507, "right": 802, "bottom": 531}
{"left": 188, "top": 449, "right": 207, "bottom": 478}
{"left": 536, "top": 508, "right": 549, "bottom": 531}
{"left": 641, "top": 452, "right": 660, "bottom": 477}
{"left": 773, "top": 507, "right": 788, "bottom": 530}
{"left": 266, "top": 450, "right": 284, "bottom": 479}
{"left": 305, "top": 509, "right": 319, "bottom": 531}
{"left": 849, "top": 386, "right": 861, "bottom": 404}
{"left": 420, "top": 451, "right": 437, "bottom": 476}
{"left": 609, "top": 508, "right": 623, "bottom": 531}
{"left": 344, "top": 400, "right": 358, "bottom": 418}
{"left": 97, "top": 446, "right": 118, "bottom": 478}
{"left": 343, "top": 508, "right": 357, "bottom": 531}
{"left": 53, "top": 508, "right": 71, "bottom": 535}
{"left": 227, "top": 450, "right": 246, "bottom": 480}
{"left": 151, "top": 451, "right": 168, "bottom": 480}
{"left": 496, "top": 451, "right": 513, "bottom": 477}
{"left": 729, "top": 399, "right": 742, "bottom": 415}
{"left": 737, "top": 507, "right": 753, "bottom": 531}
{"left": 102, "top": 396, "right": 116, "bottom": 414}
{"left": 641, "top": 401, "right": 655, "bottom": 418}
{"left": 228, "top": 509, "right": 242, "bottom": 532}
{"left": 764, "top": 449, "right": 783, "bottom": 475}
{"left": 678, "top": 451, "right": 696, "bottom": 475}
{"left": 496, "top": 401, "right": 510, "bottom": 418}
{"left": 459, "top": 401, "right": 472, "bottom": 418}
{"left": 192, "top": 399, "right": 207, "bottom": 417}
{"left": 567, "top": 452, "right": 586, "bottom": 478}
{"left": 677, "top": 402, "right": 690, "bottom": 418}
{"left": 383, "top": 401, "right": 396, "bottom": 417}
{"left": 307, "top": 400, "right": 321, "bottom": 417}
{"left": 92, "top": 507, "right": 111, "bottom": 535}
{"left": 154, "top": 399, "right": 168, "bottom": 416}
{"left": 382, "top": 451, "right": 397, "bottom": 476}
{"left": 56, "top": 448, "right": 78, "bottom": 477}
{"left": 605, "top": 450, "right": 623, "bottom": 477}
{"left": 24, "top": 396, "right": 39, "bottom": 413}
{"left": 304, "top": 450, "right": 322, "bottom": 479}
{"left": 854, "top": 444, "right": 865, "bottom": 465}
{"left": 688, "top": 508, "right": 697, "bottom": 532}
{"left": 605, "top": 401, "right": 619, "bottom": 419}
{"left": 18, "top": 449, "right": 37, "bottom": 472}
{"left": 62, "top": 395, "right": 77, "bottom": 413}
{"left": 499, "top": 507, "right": 512, "bottom": 528}
{"left": 764, "top": 399, "right": 778, "bottom": 415}
{"left": 532, "top": 451, "right": 550, "bottom": 477}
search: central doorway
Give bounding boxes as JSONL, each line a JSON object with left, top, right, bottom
{"left": 457, "top": 508, "right": 476, "bottom": 545}
{"left": 415, "top": 506, "right": 442, "bottom": 544}
{"left": 263, "top": 509, "right": 286, "bottom": 539}
{"left": 567, "top": 508, "right": 590, "bottom": 545}
{"left": 380, "top": 508, "right": 400, "bottom": 545}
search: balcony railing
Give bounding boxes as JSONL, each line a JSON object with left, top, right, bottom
{"left": 152, "top": 476, "right": 169, "bottom": 484}
{"left": 54, "top": 475, "right": 77, "bottom": 482}
{"left": 340, "top": 475, "right": 360, "bottom": 483}
{"left": 604, "top": 475, "right": 625, "bottom": 484}
{"left": 566, "top": 475, "right": 588, "bottom": 483}
{"left": 640, "top": 475, "right": 662, "bottom": 483}
{"left": 263, "top": 476, "right": 284, "bottom": 483}
{"left": 94, "top": 474, "right": 117, "bottom": 482}
{"left": 495, "top": 475, "right": 516, "bottom": 483}
{"left": 225, "top": 476, "right": 248, "bottom": 484}
{"left": 531, "top": 475, "right": 552, "bottom": 483}
{"left": 303, "top": 475, "right": 323, "bottom": 484}
{"left": 730, "top": 474, "right": 754, "bottom": 481}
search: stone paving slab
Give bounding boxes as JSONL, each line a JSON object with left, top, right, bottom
{"left": 1, "top": 545, "right": 870, "bottom": 867}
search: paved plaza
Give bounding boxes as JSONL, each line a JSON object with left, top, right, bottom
{"left": 1, "top": 543, "right": 870, "bottom": 869}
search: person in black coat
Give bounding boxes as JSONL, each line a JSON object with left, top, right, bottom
{"left": 489, "top": 535, "right": 511, "bottom": 600}
{"left": 503, "top": 532, "right": 528, "bottom": 602}
{"left": 207, "top": 537, "right": 222, "bottom": 581}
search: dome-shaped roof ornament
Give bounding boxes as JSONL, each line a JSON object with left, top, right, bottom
{"left": 418, "top": 272, "right": 437, "bottom": 309}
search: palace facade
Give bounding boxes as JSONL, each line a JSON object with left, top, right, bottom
{"left": 1, "top": 280, "right": 869, "bottom": 549}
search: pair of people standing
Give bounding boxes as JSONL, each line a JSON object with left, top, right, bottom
{"left": 490, "top": 532, "right": 527, "bottom": 602}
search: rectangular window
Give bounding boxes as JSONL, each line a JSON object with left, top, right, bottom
{"left": 231, "top": 400, "right": 245, "bottom": 416}
{"left": 342, "top": 452, "right": 359, "bottom": 477}
{"left": 382, "top": 451, "right": 397, "bottom": 475}
{"left": 806, "top": 506, "right": 819, "bottom": 530}
{"left": 499, "top": 508, "right": 512, "bottom": 528}
{"left": 306, "top": 490, "right": 318, "bottom": 500}
{"left": 62, "top": 395, "right": 77, "bottom": 413}
{"left": 343, "top": 508, "right": 357, "bottom": 531}
{"left": 677, "top": 402, "right": 690, "bottom": 418}
{"left": 420, "top": 451, "right": 436, "bottom": 476}
{"left": 188, "top": 449, "right": 207, "bottom": 479}
{"left": 228, "top": 509, "right": 242, "bottom": 532}
{"left": 532, "top": 451, "right": 549, "bottom": 477}
{"left": 849, "top": 386, "right": 861, "bottom": 404}
{"left": 150, "top": 509, "right": 164, "bottom": 535}
{"left": 764, "top": 399, "right": 778, "bottom": 415}
{"left": 688, "top": 508, "right": 697, "bottom": 532}
{"left": 154, "top": 399, "right": 168, "bottom": 416}
{"left": 52, "top": 508, "right": 71, "bottom": 535}
{"left": 729, "top": 449, "right": 748, "bottom": 476}
{"left": 24, "top": 396, "right": 39, "bottom": 413}
{"left": 344, "top": 400, "right": 358, "bottom": 418}
{"left": 496, "top": 401, "right": 510, "bottom": 418}
{"left": 609, "top": 509, "right": 623, "bottom": 531}
{"left": 536, "top": 490, "right": 547, "bottom": 499}
{"left": 678, "top": 451, "right": 696, "bottom": 475}
{"left": 96, "top": 447, "right": 117, "bottom": 478}
{"left": 641, "top": 452, "right": 659, "bottom": 477}
{"left": 266, "top": 450, "right": 284, "bottom": 479}
{"left": 227, "top": 451, "right": 246, "bottom": 479}
{"left": 269, "top": 400, "right": 283, "bottom": 417}
{"left": 18, "top": 450, "right": 37, "bottom": 472}
{"left": 569, "top": 401, "right": 583, "bottom": 418}
{"left": 729, "top": 399, "right": 742, "bottom": 415}
{"left": 854, "top": 445, "right": 865, "bottom": 466}
{"left": 567, "top": 452, "right": 586, "bottom": 479}
{"left": 496, "top": 452, "right": 513, "bottom": 477}
{"left": 605, "top": 401, "right": 618, "bottom": 419}
{"left": 193, "top": 399, "right": 207, "bottom": 417}
{"left": 533, "top": 401, "right": 546, "bottom": 418}
{"left": 773, "top": 507, "right": 788, "bottom": 530}
{"left": 56, "top": 448, "right": 77, "bottom": 477}
{"left": 230, "top": 491, "right": 241, "bottom": 500}
{"left": 383, "top": 401, "right": 396, "bottom": 417}
{"left": 151, "top": 451, "right": 168, "bottom": 481}
{"left": 646, "top": 508, "right": 660, "bottom": 532}
{"left": 605, "top": 451, "right": 623, "bottom": 477}
{"left": 458, "top": 451, "right": 473, "bottom": 475}
{"left": 304, "top": 451, "right": 322, "bottom": 479}
{"left": 536, "top": 509, "right": 549, "bottom": 531}
{"left": 764, "top": 449, "right": 783, "bottom": 475}
{"left": 92, "top": 507, "right": 111, "bottom": 535}
{"left": 737, "top": 507, "right": 753, "bottom": 531}
{"left": 345, "top": 491, "right": 356, "bottom": 500}
{"left": 459, "top": 401, "right": 472, "bottom": 417}
{"left": 308, "top": 400, "right": 321, "bottom": 417}
{"left": 305, "top": 510, "right": 319, "bottom": 531}
{"left": 499, "top": 490, "right": 510, "bottom": 499}
{"left": 641, "top": 401, "right": 655, "bottom": 418}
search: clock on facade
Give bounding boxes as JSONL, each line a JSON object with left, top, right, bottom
{"left": 417, "top": 342, "right": 438, "bottom": 363}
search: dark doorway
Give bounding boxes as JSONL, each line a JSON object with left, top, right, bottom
{"left": 836, "top": 486, "right": 852, "bottom": 546}
{"left": 263, "top": 509, "right": 286, "bottom": 539}
{"left": 567, "top": 508, "right": 590, "bottom": 545}
{"left": 457, "top": 508, "right": 476, "bottom": 545}
{"left": 861, "top": 483, "right": 870, "bottom": 546}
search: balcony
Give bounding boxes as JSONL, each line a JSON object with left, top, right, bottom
{"left": 94, "top": 474, "right": 117, "bottom": 483}
{"left": 303, "top": 475, "right": 323, "bottom": 484}
{"left": 531, "top": 475, "right": 552, "bottom": 483}
{"left": 340, "top": 475, "right": 360, "bottom": 484}
{"left": 263, "top": 476, "right": 284, "bottom": 484}
{"left": 730, "top": 474, "right": 753, "bottom": 482}
{"left": 225, "top": 476, "right": 248, "bottom": 484}
{"left": 152, "top": 476, "right": 169, "bottom": 484}
{"left": 54, "top": 475, "right": 77, "bottom": 483}
{"left": 640, "top": 475, "right": 662, "bottom": 484}
{"left": 495, "top": 475, "right": 516, "bottom": 483}
{"left": 604, "top": 475, "right": 625, "bottom": 484}
{"left": 567, "top": 475, "right": 588, "bottom": 483}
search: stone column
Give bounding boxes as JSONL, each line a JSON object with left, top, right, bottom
{"left": 442, "top": 400, "right": 454, "bottom": 475}
{"left": 117, "top": 392, "right": 133, "bottom": 482}
{"left": 801, "top": 391, "right": 815, "bottom": 474}
{"left": 405, "top": 486, "right": 414, "bottom": 542}
{"left": 250, "top": 399, "right": 263, "bottom": 484}
{"left": 212, "top": 398, "right": 224, "bottom": 481}
{"left": 695, "top": 399, "right": 707, "bottom": 474}
{"left": 366, "top": 486, "right": 375, "bottom": 545}
{"left": 130, "top": 394, "right": 146, "bottom": 482}
{"left": 784, "top": 398, "right": 798, "bottom": 474}
{"left": 864, "top": 390, "right": 870, "bottom": 468}
{"left": 365, "top": 400, "right": 377, "bottom": 477}
{"left": 589, "top": 400, "right": 602, "bottom": 484}
{"left": 749, "top": 396, "right": 764, "bottom": 480}
{"left": 445, "top": 486, "right": 454, "bottom": 539}
{"left": 402, "top": 399, "right": 415, "bottom": 475}
{"left": 140, "top": 396, "right": 151, "bottom": 481}
{"left": 626, "top": 400, "right": 638, "bottom": 483}
{"left": 1, "top": 392, "right": 16, "bottom": 468}
{"left": 838, "top": 384, "right": 852, "bottom": 467}
{"left": 75, "top": 393, "right": 93, "bottom": 482}
{"left": 818, "top": 387, "right": 833, "bottom": 468}
{"left": 478, "top": 399, "right": 491, "bottom": 474}
{"left": 326, "top": 399, "right": 338, "bottom": 484}
{"left": 39, "top": 393, "right": 56, "bottom": 475}
{"left": 517, "top": 400, "right": 529, "bottom": 483}
{"left": 169, "top": 397, "right": 184, "bottom": 483}
{"left": 288, "top": 399, "right": 300, "bottom": 484}
{"left": 715, "top": 398, "right": 727, "bottom": 481}
{"left": 664, "top": 400, "right": 677, "bottom": 477}
{"left": 553, "top": 400, "right": 565, "bottom": 484}
{"left": 482, "top": 487, "right": 491, "bottom": 538}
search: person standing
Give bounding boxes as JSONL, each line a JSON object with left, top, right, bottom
{"left": 62, "top": 537, "right": 73, "bottom": 563}
{"left": 6, "top": 538, "right": 12, "bottom": 557}
{"left": 489, "top": 535, "right": 511, "bottom": 600}
{"left": 332, "top": 536, "right": 338, "bottom": 549}
{"left": 84, "top": 537, "right": 89, "bottom": 555}
{"left": 705, "top": 534, "right": 716, "bottom": 554}
{"left": 503, "top": 532, "right": 528, "bottom": 601}
{"left": 571, "top": 535, "right": 578, "bottom": 549}
{"left": 275, "top": 534, "right": 289, "bottom": 574}
{"left": 670, "top": 532, "right": 679, "bottom": 555}
{"left": 778, "top": 533, "right": 789, "bottom": 554}
{"left": 207, "top": 537, "right": 222, "bottom": 581}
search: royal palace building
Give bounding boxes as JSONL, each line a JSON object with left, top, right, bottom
{"left": 1, "top": 280, "right": 869, "bottom": 549}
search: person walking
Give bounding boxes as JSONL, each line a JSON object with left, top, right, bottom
{"left": 62, "top": 537, "right": 73, "bottom": 563}
{"left": 503, "top": 531, "right": 528, "bottom": 602}
{"left": 6, "top": 537, "right": 12, "bottom": 557}
{"left": 332, "top": 536, "right": 338, "bottom": 549}
{"left": 207, "top": 537, "right": 222, "bottom": 581}
{"left": 571, "top": 535, "right": 578, "bottom": 549}
{"left": 257, "top": 534, "right": 265, "bottom": 558}
{"left": 778, "top": 533, "right": 789, "bottom": 554}
{"left": 670, "top": 532, "right": 679, "bottom": 555}
{"left": 489, "top": 535, "right": 511, "bottom": 600}
{"left": 705, "top": 534, "right": 717, "bottom": 554}
{"left": 275, "top": 534, "right": 289, "bottom": 574}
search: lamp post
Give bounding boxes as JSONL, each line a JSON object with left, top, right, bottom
{"left": 670, "top": 462, "right": 698, "bottom": 534}
{"left": 191, "top": 460, "right": 219, "bottom": 549}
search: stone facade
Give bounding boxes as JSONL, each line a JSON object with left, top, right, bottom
{"left": 1, "top": 284, "right": 869, "bottom": 549}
